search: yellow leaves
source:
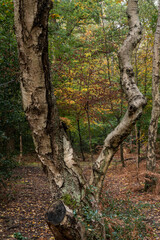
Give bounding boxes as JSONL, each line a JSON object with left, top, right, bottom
{"left": 60, "top": 117, "right": 71, "bottom": 126}
{"left": 115, "top": 0, "right": 122, "bottom": 3}
{"left": 69, "top": 100, "right": 75, "bottom": 105}
{"left": 51, "top": 13, "right": 60, "bottom": 19}
{"left": 103, "top": 59, "right": 108, "bottom": 65}
{"left": 85, "top": 30, "right": 92, "bottom": 36}
{"left": 85, "top": 52, "right": 91, "bottom": 57}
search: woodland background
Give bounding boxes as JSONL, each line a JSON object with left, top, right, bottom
{"left": 0, "top": 0, "right": 158, "bottom": 165}
{"left": 1, "top": 0, "right": 160, "bottom": 239}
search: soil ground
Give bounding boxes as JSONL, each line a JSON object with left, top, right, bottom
{"left": 0, "top": 156, "right": 53, "bottom": 240}
{"left": 1, "top": 153, "right": 160, "bottom": 239}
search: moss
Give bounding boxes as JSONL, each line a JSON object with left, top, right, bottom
{"left": 62, "top": 193, "right": 78, "bottom": 209}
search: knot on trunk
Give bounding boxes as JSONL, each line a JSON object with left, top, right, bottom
{"left": 126, "top": 68, "right": 134, "bottom": 78}
{"left": 128, "top": 95, "right": 147, "bottom": 116}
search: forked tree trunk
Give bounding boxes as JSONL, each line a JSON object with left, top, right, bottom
{"left": 145, "top": 0, "right": 160, "bottom": 190}
{"left": 14, "top": 0, "right": 146, "bottom": 239}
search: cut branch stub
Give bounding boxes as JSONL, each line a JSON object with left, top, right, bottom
{"left": 45, "top": 201, "right": 83, "bottom": 240}
{"left": 45, "top": 200, "right": 66, "bottom": 225}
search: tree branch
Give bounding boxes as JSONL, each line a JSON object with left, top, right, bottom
{"left": 91, "top": 0, "right": 146, "bottom": 200}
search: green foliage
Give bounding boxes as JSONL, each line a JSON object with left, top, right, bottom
{"left": 13, "top": 232, "right": 27, "bottom": 240}
{"left": 48, "top": 0, "right": 157, "bottom": 156}
{"left": 0, "top": 154, "right": 18, "bottom": 187}
{"left": 0, "top": 0, "right": 156, "bottom": 160}
{"left": 139, "top": 0, "right": 158, "bottom": 32}
{"left": 74, "top": 189, "right": 151, "bottom": 240}
{"left": 0, "top": 0, "right": 34, "bottom": 155}
{"left": 48, "top": 0, "right": 132, "bottom": 155}
{"left": 101, "top": 192, "right": 148, "bottom": 240}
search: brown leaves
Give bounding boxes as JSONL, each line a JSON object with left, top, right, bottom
{"left": 0, "top": 163, "right": 53, "bottom": 239}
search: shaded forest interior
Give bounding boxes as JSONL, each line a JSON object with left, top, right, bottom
{"left": 1, "top": 0, "right": 160, "bottom": 239}
{"left": 1, "top": 152, "right": 160, "bottom": 239}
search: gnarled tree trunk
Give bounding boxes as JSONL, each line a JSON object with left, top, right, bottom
{"left": 14, "top": 1, "right": 86, "bottom": 239}
{"left": 145, "top": 0, "right": 160, "bottom": 191}
{"left": 14, "top": 0, "right": 146, "bottom": 239}
{"left": 91, "top": 0, "right": 146, "bottom": 199}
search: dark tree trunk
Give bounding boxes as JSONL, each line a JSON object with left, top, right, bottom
{"left": 120, "top": 143, "right": 125, "bottom": 167}
{"left": 77, "top": 118, "right": 85, "bottom": 161}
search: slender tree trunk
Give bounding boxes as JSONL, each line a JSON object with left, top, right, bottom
{"left": 14, "top": 0, "right": 146, "bottom": 238}
{"left": 120, "top": 90, "right": 125, "bottom": 167}
{"left": 91, "top": 0, "right": 146, "bottom": 199}
{"left": 117, "top": 117, "right": 125, "bottom": 167}
{"left": 144, "top": 41, "right": 149, "bottom": 96}
{"left": 147, "top": 0, "right": 160, "bottom": 172}
{"left": 120, "top": 143, "right": 125, "bottom": 167}
{"left": 77, "top": 118, "right": 85, "bottom": 161}
{"left": 145, "top": 0, "right": 160, "bottom": 190}
{"left": 6, "top": 128, "right": 15, "bottom": 154}
{"left": 19, "top": 134, "right": 23, "bottom": 163}
{"left": 137, "top": 122, "right": 141, "bottom": 166}
{"left": 134, "top": 47, "right": 141, "bottom": 168}
{"left": 86, "top": 101, "right": 93, "bottom": 161}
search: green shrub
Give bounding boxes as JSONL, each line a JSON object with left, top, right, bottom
{"left": 14, "top": 232, "right": 27, "bottom": 240}
{"left": 0, "top": 154, "right": 18, "bottom": 187}
{"left": 74, "top": 188, "right": 152, "bottom": 240}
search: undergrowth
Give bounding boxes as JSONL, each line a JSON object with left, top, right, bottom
{"left": 75, "top": 187, "right": 153, "bottom": 240}
{"left": 0, "top": 153, "right": 18, "bottom": 187}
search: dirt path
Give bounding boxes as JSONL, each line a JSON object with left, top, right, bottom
{"left": 0, "top": 164, "right": 53, "bottom": 240}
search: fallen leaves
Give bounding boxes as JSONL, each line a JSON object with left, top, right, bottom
{"left": 0, "top": 165, "right": 53, "bottom": 239}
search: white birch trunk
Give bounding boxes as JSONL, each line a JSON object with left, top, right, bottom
{"left": 145, "top": 0, "right": 160, "bottom": 191}
{"left": 14, "top": 1, "right": 86, "bottom": 239}
{"left": 91, "top": 0, "right": 146, "bottom": 199}
{"left": 14, "top": 0, "right": 146, "bottom": 238}
{"left": 147, "top": 0, "right": 160, "bottom": 172}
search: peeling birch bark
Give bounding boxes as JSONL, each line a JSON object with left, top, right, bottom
{"left": 14, "top": 0, "right": 146, "bottom": 238}
{"left": 146, "top": 1, "right": 160, "bottom": 187}
{"left": 91, "top": 0, "right": 146, "bottom": 199}
{"left": 14, "top": 0, "right": 86, "bottom": 238}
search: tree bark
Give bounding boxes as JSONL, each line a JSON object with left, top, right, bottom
{"left": 145, "top": 0, "right": 160, "bottom": 190}
{"left": 137, "top": 122, "right": 141, "bottom": 167}
{"left": 146, "top": 0, "right": 160, "bottom": 172}
{"left": 14, "top": 0, "right": 146, "bottom": 238}
{"left": 14, "top": 1, "right": 86, "bottom": 239}
{"left": 120, "top": 143, "right": 125, "bottom": 167}
{"left": 91, "top": 0, "right": 146, "bottom": 199}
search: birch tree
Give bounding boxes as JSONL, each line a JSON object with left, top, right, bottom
{"left": 14, "top": 0, "right": 146, "bottom": 239}
{"left": 146, "top": 0, "right": 160, "bottom": 189}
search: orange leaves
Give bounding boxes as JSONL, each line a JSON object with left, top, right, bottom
{"left": 51, "top": 13, "right": 60, "bottom": 19}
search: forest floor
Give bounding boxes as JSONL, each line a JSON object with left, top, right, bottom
{"left": 1, "top": 152, "right": 160, "bottom": 239}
